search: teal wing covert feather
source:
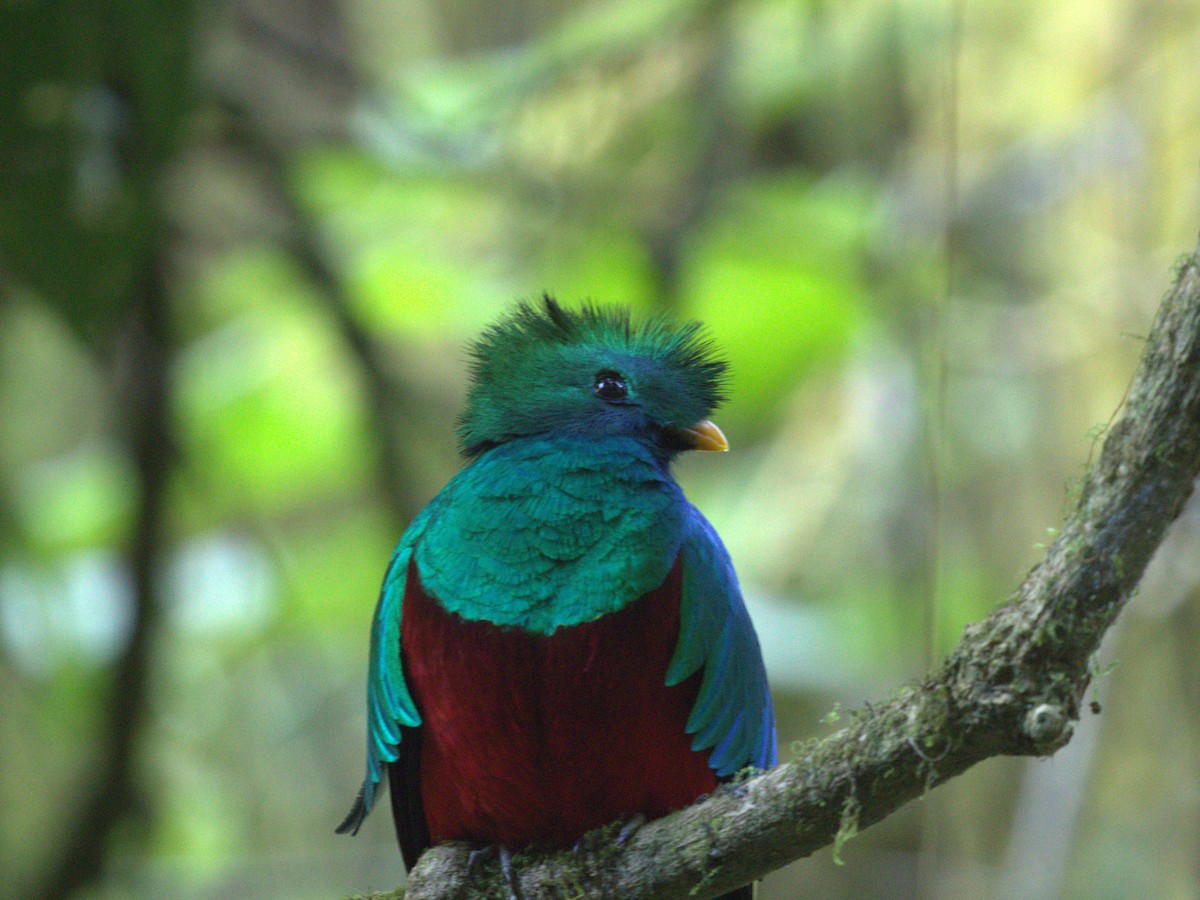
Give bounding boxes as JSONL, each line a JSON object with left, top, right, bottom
{"left": 335, "top": 506, "right": 433, "bottom": 835}
{"left": 666, "top": 507, "right": 777, "bottom": 777}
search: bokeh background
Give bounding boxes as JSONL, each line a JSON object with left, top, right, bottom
{"left": 3, "top": 1, "right": 1200, "bottom": 898}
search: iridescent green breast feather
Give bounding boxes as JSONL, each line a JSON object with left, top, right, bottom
{"left": 415, "top": 433, "right": 686, "bottom": 633}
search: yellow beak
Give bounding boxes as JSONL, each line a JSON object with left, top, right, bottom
{"left": 676, "top": 418, "right": 729, "bottom": 452}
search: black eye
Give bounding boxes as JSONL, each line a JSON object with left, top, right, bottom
{"left": 593, "top": 371, "right": 627, "bottom": 402}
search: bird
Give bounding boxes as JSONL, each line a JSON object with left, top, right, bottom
{"left": 338, "top": 296, "right": 776, "bottom": 899}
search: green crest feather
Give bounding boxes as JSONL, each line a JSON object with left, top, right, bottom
{"left": 457, "top": 295, "right": 728, "bottom": 457}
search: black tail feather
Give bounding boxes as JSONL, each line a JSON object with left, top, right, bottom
{"left": 335, "top": 783, "right": 372, "bottom": 836}
{"left": 388, "top": 725, "right": 430, "bottom": 871}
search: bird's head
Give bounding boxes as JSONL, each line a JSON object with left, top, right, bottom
{"left": 457, "top": 296, "right": 730, "bottom": 459}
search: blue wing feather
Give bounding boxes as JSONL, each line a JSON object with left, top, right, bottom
{"left": 336, "top": 509, "right": 431, "bottom": 835}
{"left": 666, "top": 508, "right": 777, "bottom": 777}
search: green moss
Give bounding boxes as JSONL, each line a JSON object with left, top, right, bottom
{"left": 831, "top": 792, "right": 861, "bottom": 866}
{"left": 789, "top": 736, "right": 822, "bottom": 761}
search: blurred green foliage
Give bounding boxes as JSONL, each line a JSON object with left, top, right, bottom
{"left": 2, "top": 0, "right": 1200, "bottom": 898}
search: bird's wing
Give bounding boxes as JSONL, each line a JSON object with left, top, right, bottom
{"left": 336, "top": 506, "right": 432, "bottom": 836}
{"left": 666, "top": 508, "right": 777, "bottom": 777}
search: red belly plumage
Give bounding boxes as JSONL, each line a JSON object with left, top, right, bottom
{"left": 400, "top": 559, "right": 716, "bottom": 849}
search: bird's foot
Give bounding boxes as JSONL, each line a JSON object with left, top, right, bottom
{"left": 570, "top": 813, "right": 646, "bottom": 860}
{"left": 499, "top": 847, "right": 519, "bottom": 900}
{"left": 466, "top": 845, "right": 521, "bottom": 900}
{"left": 467, "top": 844, "right": 495, "bottom": 872}
{"left": 616, "top": 813, "right": 647, "bottom": 847}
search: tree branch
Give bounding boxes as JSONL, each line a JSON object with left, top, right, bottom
{"left": 356, "top": 243, "right": 1200, "bottom": 900}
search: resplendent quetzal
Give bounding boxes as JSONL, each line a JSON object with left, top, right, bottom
{"left": 338, "top": 297, "right": 776, "bottom": 898}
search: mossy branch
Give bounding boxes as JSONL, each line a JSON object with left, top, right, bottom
{"left": 363, "top": 242, "right": 1200, "bottom": 899}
